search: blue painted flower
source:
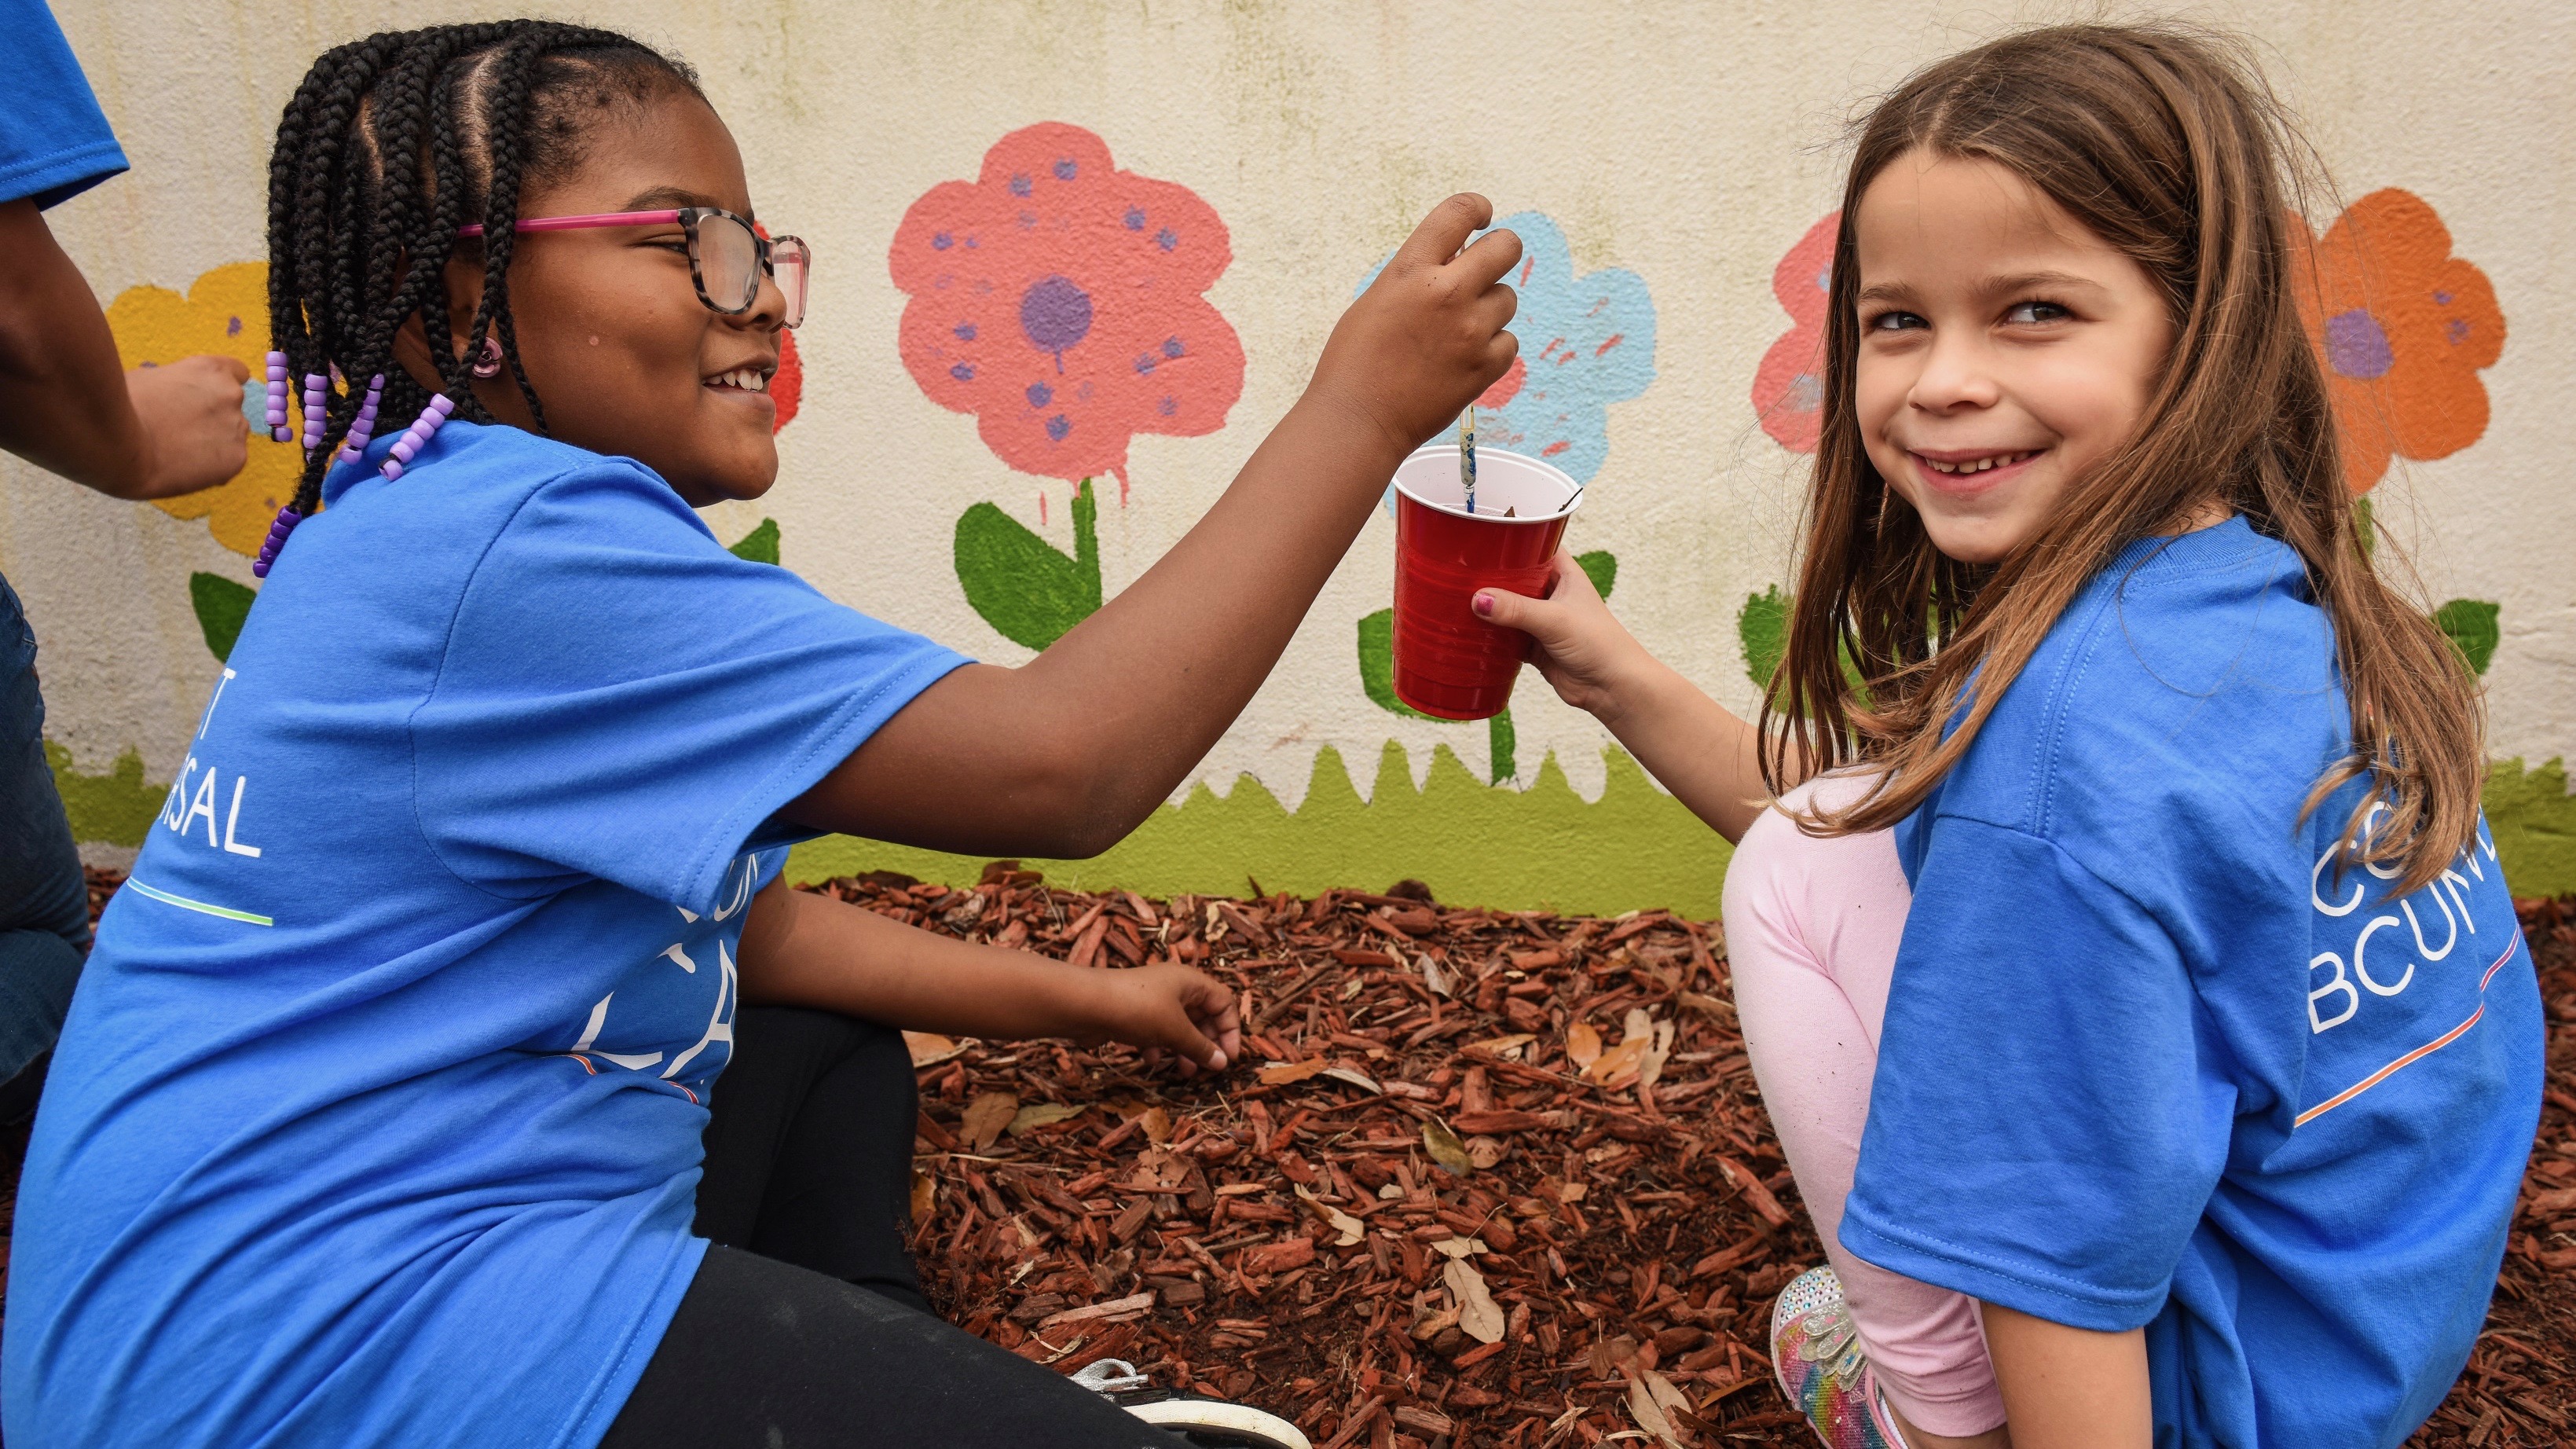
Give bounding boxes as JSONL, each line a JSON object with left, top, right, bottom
{"left": 1358, "top": 210, "right": 1656, "bottom": 485}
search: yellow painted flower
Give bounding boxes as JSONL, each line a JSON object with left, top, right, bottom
{"left": 104, "top": 262, "right": 302, "bottom": 557}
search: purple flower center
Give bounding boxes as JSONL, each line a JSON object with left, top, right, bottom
{"left": 2325, "top": 308, "right": 2393, "bottom": 380}
{"left": 1021, "top": 275, "right": 1094, "bottom": 372}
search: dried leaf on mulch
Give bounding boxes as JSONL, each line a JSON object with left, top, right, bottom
{"left": 26, "top": 867, "right": 2573, "bottom": 1447}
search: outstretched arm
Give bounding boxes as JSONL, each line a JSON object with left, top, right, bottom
{"left": 0, "top": 199, "right": 249, "bottom": 499}
{"left": 733, "top": 881, "right": 1240, "bottom": 1073}
{"left": 784, "top": 195, "right": 1522, "bottom": 858}
{"left": 1472, "top": 552, "right": 1790, "bottom": 843}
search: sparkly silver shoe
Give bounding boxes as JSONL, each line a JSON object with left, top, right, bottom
{"left": 1769, "top": 1266, "right": 1909, "bottom": 1449}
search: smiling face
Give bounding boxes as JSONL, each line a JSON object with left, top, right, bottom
{"left": 401, "top": 86, "right": 787, "bottom": 507}
{"left": 1851, "top": 149, "right": 2173, "bottom": 564}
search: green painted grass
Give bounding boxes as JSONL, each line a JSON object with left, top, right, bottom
{"left": 790, "top": 750, "right": 2576, "bottom": 909}
{"left": 787, "top": 742, "right": 1739, "bottom": 917}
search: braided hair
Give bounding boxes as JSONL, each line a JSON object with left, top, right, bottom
{"left": 264, "top": 23, "right": 704, "bottom": 518}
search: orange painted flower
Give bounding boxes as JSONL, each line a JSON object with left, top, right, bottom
{"left": 107, "top": 259, "right": 804, "bottom": 559}
{"left": 889, "top": 122, "right": 1243, "bottom": 497}
{"left": 1750, "top": 211, "right": 1838, "bottom": 453}
{"left": 2292, "top": 190, "right": 2505, "bottom": 493}
{"left": 105, "top": 262, "right": 300, "bottom": 557}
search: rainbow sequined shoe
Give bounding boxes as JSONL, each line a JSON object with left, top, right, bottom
{"left": 1771, "top": 1265, "right": 1907, "bottom": 1449}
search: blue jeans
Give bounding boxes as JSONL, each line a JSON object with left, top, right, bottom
{"left": 0, "top": 572, "right": 89, "bottom": 1119}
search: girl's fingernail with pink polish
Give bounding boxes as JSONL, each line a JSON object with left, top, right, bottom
{"left": 1472, "top": 593, "right": 1494, "bottom": 617}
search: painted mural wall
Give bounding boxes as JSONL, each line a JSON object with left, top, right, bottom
{"left": 9, "top": 0, "right": 2572, "bottom": 915}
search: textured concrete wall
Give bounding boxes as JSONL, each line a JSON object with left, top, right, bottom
{"left": 8, "top": 0, "right": 2571, "bottom": 907}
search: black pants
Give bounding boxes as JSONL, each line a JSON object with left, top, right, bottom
{"left": 602, "top": 1007, "right": 1183, "bottom": 1448}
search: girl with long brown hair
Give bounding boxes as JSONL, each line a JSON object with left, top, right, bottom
{"left": 1479, "top": 22, "right": 2539, "bottom": 1449}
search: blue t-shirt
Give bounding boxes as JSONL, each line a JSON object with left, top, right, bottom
{"left": 3, "top": 421, "right": 969, "bottom": 1449}
{"left": 1841, "top": 518, "right": 2541, "bottom": 1448}
{"left": 0, "top": 0, "right": 127, "bottom": 207}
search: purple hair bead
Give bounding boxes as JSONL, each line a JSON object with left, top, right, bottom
{"left": 264, "top": 350, "right": 292, "bottom": 443}
{"left": 336, "top": 374, "right": 387, "bottom": 463}
{"left": 378, "top": 393, "right": 456, "bottom": 481}
{"left": 250, "top": 504, "right": 302, "bottom": 578}
{"left": 300, "top": 372, "right": 329, "bottom": 455}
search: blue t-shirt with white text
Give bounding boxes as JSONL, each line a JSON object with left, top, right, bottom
{"left": 2, "top": 421, "right": 969, "bottom": 1448}
{"left": 1841, "top": 517, "right": 2541, "bottom": 1448}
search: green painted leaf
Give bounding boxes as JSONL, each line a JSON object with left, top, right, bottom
{"left": 2354, "top": 496, "right": 2376, "bottom": 560}
{"left": 728, "top": 517, "right": 780, "bottom": 565}
{"left": 954, "top": 480, "right": 1102, "bottom": 651}
{"left": 1488, "top": 709, "right": 1516, "bottom": 783}
{"left": 189, "top": 571, "right": 256, "bottom": 663}
{"left": 1738, "top": 585, "right": 1790, "bottom": 691}
{"left": 1357, "top": 608, "right": 1436, "bottom": 720}
{"left": 2433, "top": 598, "right": 2501, "bottom": 675}
{"left": 1575, "top": 549, "right": 1618, "bottom": 600}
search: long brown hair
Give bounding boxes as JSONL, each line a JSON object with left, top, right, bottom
{"left": 1759, "top": 22, "right": 2484, "bottom": 895}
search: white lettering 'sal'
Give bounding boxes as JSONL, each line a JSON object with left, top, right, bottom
{"left": 181, "top": 767, "right": 221, "bottom": 848}
{"left": 222, "top": 776, "right": 262, "bottom": 857}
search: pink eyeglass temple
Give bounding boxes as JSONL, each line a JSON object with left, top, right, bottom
{"left": 456, "top": 208, "right": 684, "bottom": 237}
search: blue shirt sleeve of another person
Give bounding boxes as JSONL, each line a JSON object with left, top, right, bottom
{"left": 0, "top": 0, "right": 129, "bottom": 207}
{"left": 408, "top": 457, "right": 970, "bottom": 916}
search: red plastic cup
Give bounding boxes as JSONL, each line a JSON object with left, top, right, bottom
{"left": 1389, "top": 444, "right": 1583, "bottom": 721}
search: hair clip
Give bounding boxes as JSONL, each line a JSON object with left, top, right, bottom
{"left": 263, "top": 352, "right": 292, "bottom": 443}
{"left": 300, "top": 372, "right": 329, "bottom": 457}
{"left": 335, "top": 375, "right": 387, "bottom": 464}
{"left": 379, "top": 394, "right": 456, "bottom": 481}
{"left": 251, "top": 505, "right": 301, "bottom": 579}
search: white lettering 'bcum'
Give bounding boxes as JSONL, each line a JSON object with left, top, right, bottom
{"left": 2351, "top": 915, "right": 2415, "bottom": 998}
{"left": 570, "top": 993, "right": 665, "bottom": 1072}
{"left": 221, "top": 776, "right": 262, "bottom": 857}
{"left": 2309, "top": 952, "right": 2359, "bottom": 1033}
{"left": 661, "top": 942, "right": 698, "bottom": 974}
{"left": 2401, "top": 891, "right": 2457, "bottom": 962}
{"left": 2310, "top": 845, "right": 2364, "bottom": 918}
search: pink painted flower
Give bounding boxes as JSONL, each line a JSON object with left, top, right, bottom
{"left": 1749, "top": 211, "right": 1838, "bottom": 453}
{"left": 889, "top": 123, "right": 1244, "bottom": 495}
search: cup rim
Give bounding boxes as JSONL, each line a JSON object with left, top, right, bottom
{"left": 1392, "top": 444, "right": 1584, "bottom": 523}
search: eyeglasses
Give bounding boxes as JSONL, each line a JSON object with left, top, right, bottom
{"left": 458, "top": 207, "right": 809, "bottom": 328}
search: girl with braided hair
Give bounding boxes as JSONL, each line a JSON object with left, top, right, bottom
{"left": 5, "top": 21, "right": 1522, "bottom": 1449}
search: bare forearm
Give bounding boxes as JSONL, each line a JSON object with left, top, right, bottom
{"left": 0, "top": 200, "right": 149, "bottom": 496}
{"left": 1596, "top": 658, "right": 1782, "bottom": 843}
{"left": 736, "top": 884, "right": 1106, "bottom": 1040}
{"left": 1982, "top": 1303, "right": 2151, "bottom": 1449}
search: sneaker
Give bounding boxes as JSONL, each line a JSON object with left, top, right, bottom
{"left": 1770, "top": 1265, "right": 1909, "bottom": 1449}
{"left": 1070, "top": 1359, "right": 1312, "bottom": 1449}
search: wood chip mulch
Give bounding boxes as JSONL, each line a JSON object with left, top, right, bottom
{"left": 6, "top": 869, "right": 2568, "bottom": 1447}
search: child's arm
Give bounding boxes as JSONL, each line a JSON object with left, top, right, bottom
{"left": 786, "top": 195, "right": 1522, "bottom": 859}
{"left": 1471, "top": 552, "right": 1790, "bottom": 843}
{"left": 734, "top": 881, "right": 1241, "bottom": 1074}
{"left": 0, "top": 199, "right": 250, "bottom": 499}
{"left": 1982, "top": 1304, "right": 2151, "bottom": 1448}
